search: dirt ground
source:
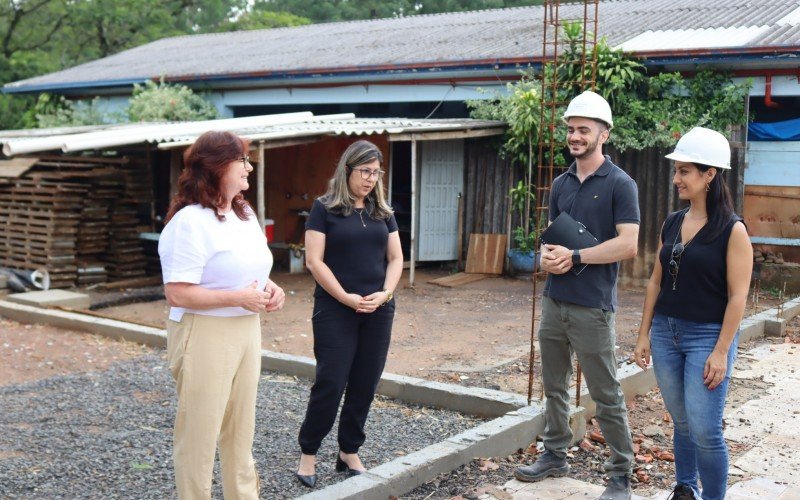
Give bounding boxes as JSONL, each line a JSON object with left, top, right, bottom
{"left": 0, "top": 319, "right": 152, "bottom": 388}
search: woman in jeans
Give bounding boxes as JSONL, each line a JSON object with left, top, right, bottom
{"left": 633, "top": 127, "right": 752, "bottom": 500}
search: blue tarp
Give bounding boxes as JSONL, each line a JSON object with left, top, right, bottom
{"left": 749, "top": 117, "right": 800, "bottom": 141}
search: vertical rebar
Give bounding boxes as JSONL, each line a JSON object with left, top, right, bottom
{"left": 527, "top": 0, "right": 599, "bottom": 405}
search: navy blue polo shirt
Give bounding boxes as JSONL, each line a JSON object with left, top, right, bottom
{"left": 543, "top": 155, "right": 640, "bottom": 312}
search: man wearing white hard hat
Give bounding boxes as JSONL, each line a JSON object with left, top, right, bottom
{"left": 633, "top": 127, "right": 752, "bottom": 500}
{"left": 515, "top": 90, "right": 639, "bottom": 500}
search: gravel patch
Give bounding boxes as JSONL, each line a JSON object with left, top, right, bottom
{"left": 0, "top": 352, "right": 484, "bottom": 499}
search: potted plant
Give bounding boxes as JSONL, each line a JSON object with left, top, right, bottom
{"left": 508, "top": 226, "right": 538, "bottom": 274}
{"left": 507, "top": 180, "right": 539, "bottom": 274}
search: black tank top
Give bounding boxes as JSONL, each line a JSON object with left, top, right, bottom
{"left": 654, "top": 209, "right": 742, "bottom": 324}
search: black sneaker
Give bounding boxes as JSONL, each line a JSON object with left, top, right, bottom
{"left": 597, "top": 475, "right": 631, "bottom": 500}
{"left": 513, "top": 450, "right": 570, "bottom": 482}
{"left": 667, "top": 483, "right": 696, "bottom": 500}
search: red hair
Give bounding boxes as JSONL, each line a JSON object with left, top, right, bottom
{"left": 165, "top": 131, "right": 252, "bottom": 223}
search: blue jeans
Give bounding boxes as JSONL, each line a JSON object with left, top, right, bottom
{"left": 650, "top": 314, "right": 738, "bottom": 500}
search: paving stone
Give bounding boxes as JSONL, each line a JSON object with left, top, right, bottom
{"left": 6, "top": 289, "right": 91, "bottom": 309}
{"left": 726, "top": 477, "right": 798, "bottom": 500}
{"left": 488, "top": 477, "right": 667, "bottom": 499}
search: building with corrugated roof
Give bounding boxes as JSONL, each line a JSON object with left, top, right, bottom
{"left": 4, "top": 1, "right": 800, "bottom": 121}
{"left": 2, "top": 1, "right": 800, "bottom": 282}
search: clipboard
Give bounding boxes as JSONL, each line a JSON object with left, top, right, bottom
{"left": 540, "top": 212, "right": 599, "bottom": 275}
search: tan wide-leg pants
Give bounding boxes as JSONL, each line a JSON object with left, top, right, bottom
{"left": 167, "top": 313, "right": 262, "bottom": 500}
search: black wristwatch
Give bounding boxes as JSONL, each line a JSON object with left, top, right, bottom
{"left": 572, "top": 249, "right": 581, "bottom": 266}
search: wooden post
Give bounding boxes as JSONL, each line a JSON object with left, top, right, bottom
{"left": 257, "top": 142, "right": 266, "bottom": 229}
{"left": 410, "top": 137, "right": 417, "bottom": 286}
{"left": 387, "top": 142, "right": 393, "bottom": 202}
{"left": 456, "top": 192, "right": 464, "bottom": 271}
{"left": 169, "top": 149, "right": 182, "bottom": 202}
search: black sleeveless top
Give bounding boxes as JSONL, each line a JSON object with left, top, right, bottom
{"left": 654, "top": 209, "right": 742, "bottom": 324}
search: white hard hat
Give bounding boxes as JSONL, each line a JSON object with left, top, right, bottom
{"left": 562, "top": 90, "right": 613, "bottom": 129}
{"left": 665, "top": 127, "right": 731, "bottom": 169}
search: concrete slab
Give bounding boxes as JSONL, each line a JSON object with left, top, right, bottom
{"left": 726, "top": 477, "right": 800, "bottom": 500}
{"left": 484, "top": 477, "right": 668, "bottom": 499}
{"left": 733, "top": 435, "right": 800, "bottom": 485}
{"left": 6, "top": 289, "right": 91, "bottom": 309}
{"left": 726, "top": 343, "right": 800, "bottom": 489}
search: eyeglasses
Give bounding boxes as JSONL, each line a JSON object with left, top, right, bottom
{"left": 239, "top": 156, "right": 251, "bottom": 166}
{"left": 669, "top": 242, "right": 685, "bottom": 290}
{"left": 352, "top": 167, "right": 385, "bottom": 180}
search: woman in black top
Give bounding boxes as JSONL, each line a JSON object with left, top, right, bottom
{"left": 634, "top": 127, "right": 752, "bottom": 500}
{"left": 294, "top": 140, "right": 403, "bottom": 488}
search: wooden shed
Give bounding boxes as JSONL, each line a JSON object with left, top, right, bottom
{"left": 0, "top": 114, "right": 507, "bottom": 288}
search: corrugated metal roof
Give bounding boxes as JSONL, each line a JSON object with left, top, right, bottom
{"left": 5, "top": 0, "right": 800, "bottom": 93}
{"left": 0, "top": 114, "right": 505, "bottom": 157}
{"left": 618, "top": 27, "right": 773, "bottom": 51}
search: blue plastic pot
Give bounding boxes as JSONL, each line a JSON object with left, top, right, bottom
{"left": 507, "top": 248, "right": 538, "bottom": 274}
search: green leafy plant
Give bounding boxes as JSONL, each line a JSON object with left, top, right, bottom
{"left": 31, "top": 93, "right": 109, "bottom": 128}
{"left": 127, "top": 79, "right": 218, "bottom": 122}
{"left": 468, "top": 72, "right": 540, "bottom": 249}
{"left": 512, "top": 225, "right": 537, "bottom": 254}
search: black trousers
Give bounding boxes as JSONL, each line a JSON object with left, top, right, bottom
{"left": 298, "top": 294, "right": 394, "bottom": 455}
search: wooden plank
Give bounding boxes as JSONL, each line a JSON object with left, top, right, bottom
{"left": 465, "top": 233, "right": 507, "bottom": 274}
{"left": 743, "top": 185, "right": 800, "bottom": 239}
{"left": 0, "top": 157, "right": 38, "bottom": 178}
{"left": 98, "top": 275, "right": 162, "bottom": 290}
{"left": 745, "top": 141, "right": 800, "bottom": 187}
{"left": 428, "top": 272, "right": 489, "bottom": 288}
{"left": 388, "top": 128, "right": 506, "bottom": 142}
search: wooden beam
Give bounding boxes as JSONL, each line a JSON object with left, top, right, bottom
{"left": 257, "top": 142, "right": 266, "bottom": 229}
{"left": 0, "top": 157, "right": 38, "bottom": 178}
{"left": 169, "top": 149, "right": 182, "bottom": 202}
{"left": 388, "top": 127, "right": 506, "bottom": 142}
{"left": 410, "top": 138, "right": 417, "bottom": 287}
{"left": 261, "top": 136, "right": 323, "bottom": 150}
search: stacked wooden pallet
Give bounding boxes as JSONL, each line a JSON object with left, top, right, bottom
{"left": 0, "top": 177, "right": 85, "bottom": 288}
{"left": 105, "top": 204, "right": 147, "bottom": 280}
{"left": 105, "top": 157, "right": 150, "bottom": 280}
{"left": 0, "top": 155, "right": 152, "bottom": 288}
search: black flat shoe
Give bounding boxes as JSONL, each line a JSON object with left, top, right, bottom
{"left": 295, "top": 472, "right": 317, "bottom": 488}
{"left": 336, "top": 453, "right": 365, "bottom": 476}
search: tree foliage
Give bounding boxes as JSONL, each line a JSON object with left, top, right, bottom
{"left": 0, "top": 0, "right": 310, "bottom": 129}
{"left": 29, "top": 93, "right": 108, "bottom": 128}
{"left": 218, "top": 10, "right": 311, "bottom": 32}
{"left": 127, "top": 80, "right": 218, "bottom": 122}
{"left": 255, "top": 0, "right": 543, "bottom": 22}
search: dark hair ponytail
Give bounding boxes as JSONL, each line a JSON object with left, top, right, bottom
{"left": 696, "top": 164, "right": 735, "bottom": 241}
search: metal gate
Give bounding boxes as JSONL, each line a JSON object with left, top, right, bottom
{"left": 417, "top": 140, "right": 464, "bottom": 261}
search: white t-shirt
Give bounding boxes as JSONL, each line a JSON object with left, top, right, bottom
{"left": 158, "top": 204, "right": 273, "bottom": 322}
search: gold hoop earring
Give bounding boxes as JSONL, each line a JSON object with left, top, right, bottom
{"left": 706, "top": 182, "right": 711, "bottom": 192}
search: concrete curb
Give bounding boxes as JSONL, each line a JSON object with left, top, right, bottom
{"left": 298, "top": 406, "right": 585, "bottom": 500}
{"left": 0, "top": 300, "right": 167, "bottom": 347}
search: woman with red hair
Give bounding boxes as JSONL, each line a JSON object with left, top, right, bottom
{"left": 159, "top": 130, "right": 285, "bottom": 499}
